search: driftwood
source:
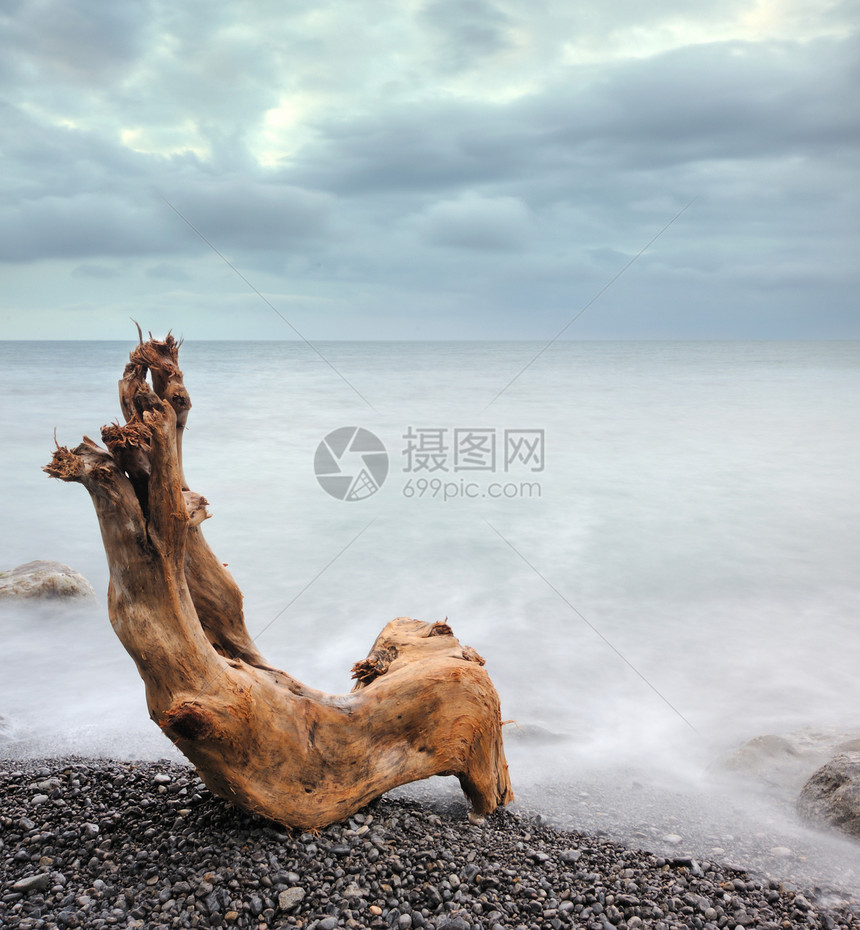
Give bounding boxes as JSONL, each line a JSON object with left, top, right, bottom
{"left": 45, "top": 333, "right": 513, "bottom": 828}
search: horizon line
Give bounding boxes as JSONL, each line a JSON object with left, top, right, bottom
{"left": 2, "top": 336, "right": 859, "bottom": 343}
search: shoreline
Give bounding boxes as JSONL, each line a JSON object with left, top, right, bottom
{"left": 2, "top": 758, "right": 860, "bottom": 929}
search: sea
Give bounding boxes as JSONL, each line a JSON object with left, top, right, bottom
{"left": 2, "top": 339, "right": 860, "bottom": 890}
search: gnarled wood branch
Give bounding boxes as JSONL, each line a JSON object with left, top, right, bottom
{"left": 45, "top": 334, "right": 513, "bottom": 828}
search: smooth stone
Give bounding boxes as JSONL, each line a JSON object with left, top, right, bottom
{"left": 0, "top": 560, "right": 96, "bottom": 600}
{"left": 770, "top": 846, "right": 793, "bottom": 857}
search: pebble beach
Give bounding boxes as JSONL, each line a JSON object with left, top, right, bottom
{"left": 2, "top": 758, "right": 860, "bottom": 930}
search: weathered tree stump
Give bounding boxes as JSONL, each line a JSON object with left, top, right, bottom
{"left": 45, "top": 333, "right": 513, "bottom": 828}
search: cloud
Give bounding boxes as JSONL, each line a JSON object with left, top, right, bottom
{"left": 0, "top": 0, "right": 858, "bottom": 338}
{"left": 283, "top": 32, "right": 860, "bottom": 214}
{"left": 419, "top": 192, "right": 532, "bottom": 250}
{"left": 161, "top": 180, "right": 334, "bottom": 253}
{"left": 0, "top": 193, "right": 166, "bottom": 263}
{"left": 144, "top": 262, "right": 191, "bottom": 282}
{"left": 71, "top": 263, "right": 122, "bottom": 279}
{"left": 0, "top": 99, "right": 334, "bottom": 264}
{"left": 420, "top": 0, "right": 517, "bottom": 74}
{"left": 541, "top": 36, "right": 860, "bottom": 167}
{"left": 1, "top": 0, "right": 152, "bottom": 87}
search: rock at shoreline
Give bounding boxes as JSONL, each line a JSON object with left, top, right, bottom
{"left": 798, "top": 752, "right": 860, "bottom": 840}
{"left": 0, "top": 560, "right": 95, "bottom": 600}
{"left": 713, "top": 734, "right": 801, "bottom": 776}
{"left": 709, "top": 729, "right": 860, "bottom": 802}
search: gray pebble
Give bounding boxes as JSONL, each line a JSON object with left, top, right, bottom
{"left": 278, "top": 886, "right": 305, "bottom": 911}
{"left": 0, "top": 757, "right": 857, "bottom": 930}
{"left": 13, "top": 873, "right": 52, "bottom": 893}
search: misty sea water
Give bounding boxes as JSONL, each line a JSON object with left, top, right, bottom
{"left": 2, "top": 339, "right": 860, "bottom": 888}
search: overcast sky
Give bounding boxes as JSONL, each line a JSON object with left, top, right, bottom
{"left": 1, "top": 0, "right": 858, "bottom": 340}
